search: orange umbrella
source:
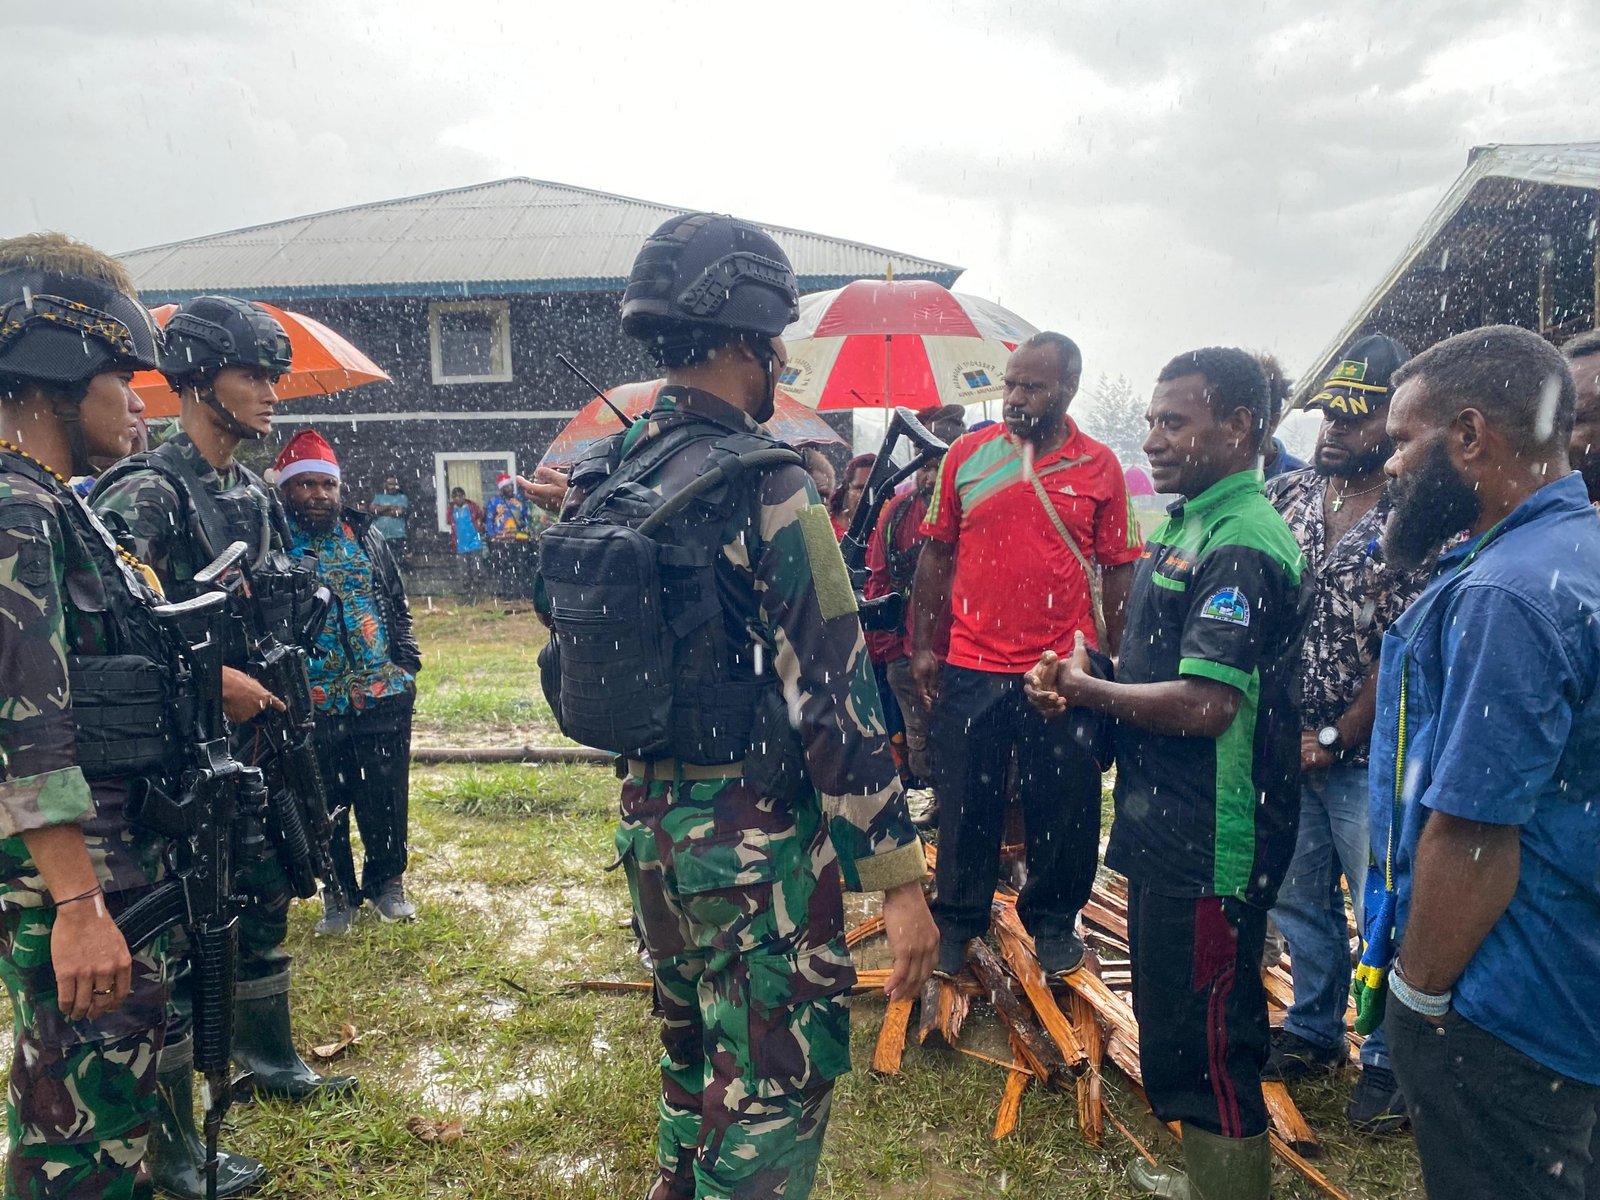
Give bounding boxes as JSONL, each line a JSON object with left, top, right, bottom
{"left": 131, "top": 301, "right": 390, "bottom": 417}
{"left": 540, "top": 378, "right": 844, "bottom": 467}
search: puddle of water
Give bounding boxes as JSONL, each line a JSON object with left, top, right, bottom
{"left": 397, "top": 1043, "right": 575, "bottom": 1115}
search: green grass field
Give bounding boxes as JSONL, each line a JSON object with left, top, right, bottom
{"left": 17, "top": 603, "right": 1427, "bottom": 1196}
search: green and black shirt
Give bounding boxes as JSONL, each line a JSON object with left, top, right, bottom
{"left": 1105, "top": 469, "right": 1309, "bottom": 906}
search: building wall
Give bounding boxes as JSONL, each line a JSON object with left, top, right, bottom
{"left": 250, "top": 289, "right": 658, "bottom": 595}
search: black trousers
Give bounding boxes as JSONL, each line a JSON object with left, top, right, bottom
{"left": 1129, "top": 886, "right": 1271, "bottom": 1139}
{"left": 313, "top": 691, "right": 415, "bottom": 902}
{"left": 1388, "top": 998, "right": 1600, "bottom": 1200}
{"left": 929, "top": 665, "right": 1101, "bottom": 946}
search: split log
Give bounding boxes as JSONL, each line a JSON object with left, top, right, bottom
{"left": 991, "top": 1037, "right": 1030, "bottom": 1141}
{"left": 990, "top": 906, "right": 1087, "bottom": 1073}
{"left": 1068, "top": 989, "right": 1105, "bottom": 1147}
{"left": 871, "top": 997, "right": 914, "bottom": 1075}
{"left": 917, "top": 976, "right": 970, "bottom": 1050}
{"left": 1262, "top": 1080, "right": 1320, "bottom": 1158}
{"left": 966, "top": 940, "right": 1071, "bottom": 1091}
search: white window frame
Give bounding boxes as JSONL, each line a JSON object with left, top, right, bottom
{"left": 434, "top": 451, "right": 516, "bottom": 533}
{"left": 428, "top": 300, "right": 512, "bottom": 384}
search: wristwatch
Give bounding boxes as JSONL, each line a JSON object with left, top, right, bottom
{"left": 1316, "top": 725, "right": 1343, "bottom": 755}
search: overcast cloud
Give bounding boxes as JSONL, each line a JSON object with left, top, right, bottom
{"left": 4, "top": 0, "right": 1599, "bottom": 396}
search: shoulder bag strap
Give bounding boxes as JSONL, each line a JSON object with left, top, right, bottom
{"left": 1027, "top": 471, "right": 1107, "bottom": 649}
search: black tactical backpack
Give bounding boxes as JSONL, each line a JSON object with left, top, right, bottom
{"left": 536, "top": 417, "right": 803, "bottom": 765}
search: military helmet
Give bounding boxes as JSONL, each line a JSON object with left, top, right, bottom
{"left": 0, "top": 263, "right": 161, "bottom": 395}
{"left": 621, "top": 213, "right": 799, "bottom": 344}
{"left": 161, "top": 294, "right": 292, "bottom": 387}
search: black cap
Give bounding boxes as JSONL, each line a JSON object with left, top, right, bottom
{"left": 1311, "top": 334, "right": 1411, "bottom": 417}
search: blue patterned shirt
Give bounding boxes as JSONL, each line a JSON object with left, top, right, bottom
{"left": 289, "top": 518, "right": 414, "bottom": 714}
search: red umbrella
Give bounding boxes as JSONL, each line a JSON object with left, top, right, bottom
{"left": 540, "top": 378, "right": 845, "bottom": 468}
{"left": 131, "top": 302, "right": 390, "bottom": 417}
{"left": 776, "top": 280, "right": 1037, "bottom": 410}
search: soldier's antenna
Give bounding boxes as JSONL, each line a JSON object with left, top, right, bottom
{"left": 557, "top": 354, "right": 632, "bottom": 425}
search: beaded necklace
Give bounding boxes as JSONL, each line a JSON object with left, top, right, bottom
{"left": 0, "top": 438, "right": 166, "bottom": 597}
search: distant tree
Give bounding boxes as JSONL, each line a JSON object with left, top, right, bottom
{"left": 1075, "top": 373, "right": 1148, "bottom": 468}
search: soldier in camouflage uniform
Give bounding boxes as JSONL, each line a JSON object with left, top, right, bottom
{"left": 0, "top": 233, "right": 177, "bottom": 1198}
{"left": 545, "top": 215, "right": 938, "bottom": 1200}
{"left": 93, "top": 296, "right": 352, "bottom": 1199}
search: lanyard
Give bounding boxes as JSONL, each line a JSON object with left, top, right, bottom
{"left": 1383, "top": 516, "right": 1509, "bottom": 891}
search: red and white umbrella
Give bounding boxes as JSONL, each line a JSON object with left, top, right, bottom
{"left": 776, "top": 280, "right": 1037, "bottom": 410}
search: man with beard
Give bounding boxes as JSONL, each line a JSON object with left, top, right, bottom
{"left": 273, "top": 431, "right": 421, "bottom": 935}
{"left": 1262, "top": 335, "right": 1426, "bottom": 1135}
{"left": 1565, "top": 330, "right": 1600, "bottom": 504}
{"left": 911, "top": 333, "right": 1140, "bottom": 979}
{"left": 1026, "top": 347, "right": 1307, "bottom": 1199}
{"left": 1365, "top": 325, "right": 1600, "bottom": 1200}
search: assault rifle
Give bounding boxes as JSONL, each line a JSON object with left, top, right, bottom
{"left": 837, "top": 408, "right": 950, "bottom": 632}
{"left": 205, "top": 541, "right": 342, "bottom": 904}
{"left": 115, "top": 544, "right": 272, "bottom": 1200}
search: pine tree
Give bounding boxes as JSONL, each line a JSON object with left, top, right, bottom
{"left": 1075, "top": 373, "right": 1148, "bottom": 468}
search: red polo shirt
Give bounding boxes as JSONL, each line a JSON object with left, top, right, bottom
{"left": 921, "top": 421, "right": 1140, "bottom": 671}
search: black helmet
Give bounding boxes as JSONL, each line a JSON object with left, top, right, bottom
{"left": 0, "top": 267, "right": 160, "bottom": 395}
{"left": 161, "top": 294, "right": 292, "bottom": 387}
{"left": 621, "top": 214, "right": 799, "bottom": 345}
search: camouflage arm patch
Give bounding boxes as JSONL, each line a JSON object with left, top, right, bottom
{"left": 0, "top": 767, "right": 94, "bottom": 839}
{"left": 853, "top": 840, "right": 927, "bottom": 894}
{"left": 795, "top": 505, "right": 857, "bottom": 620}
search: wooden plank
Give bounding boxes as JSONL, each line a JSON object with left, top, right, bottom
{"left": 991, "top": 1038, "right": 1030, "bottom": 1141}
{"left": 1263, "top": 1080, "right": 1321, "bottom": 1159}
{"left": 1069, "top": 990, "right": 1105, "bottom": 1147}
{"left": 871, "top": 997, "right": 914, "bottom": 1075}
{"left": 917, "top": 976, "right": 970, "bottom": 1050}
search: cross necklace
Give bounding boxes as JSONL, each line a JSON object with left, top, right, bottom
{"left": 1327, "top": 477, "right": 1385, "bottom": 513}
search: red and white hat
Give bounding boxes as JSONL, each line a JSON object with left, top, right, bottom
{"left": 269, "top": 429, "right": 341, "bottom": 485}
{"left": 496, "top": 473, "right": 513, "bottom": 488}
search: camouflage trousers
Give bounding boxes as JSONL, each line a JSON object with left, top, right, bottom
{"left": 616, "top": 773, "right": 856, "bottom": 1200}
{"left": 0, "top": 900, "right": 168, "bottom": 1200}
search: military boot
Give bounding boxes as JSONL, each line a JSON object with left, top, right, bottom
{"left": 149, "top": 1035, "right": 266, "bottom": 1198}
{"left": 1127, "top": 1124, "right": 1271, "bottom": 1200}
{"left": 231, "top": 970, "right": 357, "bottom": 1102}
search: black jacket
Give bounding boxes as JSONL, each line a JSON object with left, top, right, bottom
{"left": 320, "top": 506, "right": 421, "bottom": 676}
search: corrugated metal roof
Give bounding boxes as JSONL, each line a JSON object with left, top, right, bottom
{"left": 1293, "top": 142, "right": 1600, "bottom": 406}
{"left": 119, "top": 178, "right": 963, "bottom": 301}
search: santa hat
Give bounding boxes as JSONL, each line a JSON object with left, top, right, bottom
{"left": 269, "top": 429, "right": 341, "bottom": 485}
{"left": 496, "top": 473, "right": 513, "bottom": 488}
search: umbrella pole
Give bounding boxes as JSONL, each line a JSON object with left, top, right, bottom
{"left": 884, "top": 333, "right": 892, "bottom": 411}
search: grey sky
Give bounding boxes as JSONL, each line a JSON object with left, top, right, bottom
{"left": 5, "top": 0, "right": 1599, "bottom": 398}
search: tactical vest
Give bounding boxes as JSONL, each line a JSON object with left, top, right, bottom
{"left": 93, "top": 442, "right": 319, "bottom": 656}
{"left": 0, "top": 454, "right": 192, "bottom": 782}
{"left": 536, "top": 418, "right": 803, "bottom": 765}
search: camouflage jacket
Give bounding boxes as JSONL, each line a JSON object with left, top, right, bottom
{"left": 564, "top": 387, "right": 924, "bottom": 893}
{"left": 92, "top": 431, "right": 285, "bottom": 596}
{"left": 0, "top": 451, "right": 164, "bottom": 901}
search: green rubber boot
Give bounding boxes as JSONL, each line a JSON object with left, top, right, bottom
{"left": 149, "top": 1035, "right": 266, "bottom": 1198}
{"left": 1127, "top": 1124, "right": 1271, "bottom": 1199}
{"left": 231, "top": 970, "right": 357, "bottom": 1102}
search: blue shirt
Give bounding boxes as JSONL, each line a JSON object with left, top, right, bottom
{"left": 1262, "top": 437, "right": 1307, "bottom": 481}
{"left": 452, "top": 502, "right": 483, "bottom": 554}
{"left": 372, "top": 490, "right": 408, "bottom": 542}
{"left": 1368, "top": 473, "right": 1600, "bottom": 1083}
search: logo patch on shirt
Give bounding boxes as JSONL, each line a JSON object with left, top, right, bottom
{"left": 1200, "top": 588, "right": 1250, "bottom": 626}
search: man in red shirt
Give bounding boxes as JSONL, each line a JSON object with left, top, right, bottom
{"left": 865, "top": 406, "right": 970, "bottom": 811}
{"left": 912, "top": 332, "right": 1141, "bottom": 976}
